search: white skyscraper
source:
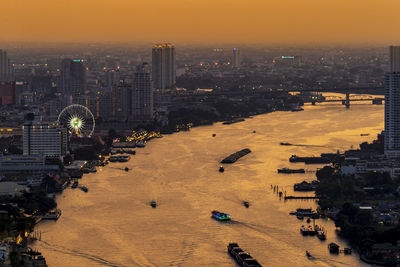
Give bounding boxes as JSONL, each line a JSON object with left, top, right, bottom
{"left": 0, "top": 50, "right": 14, "bottom": 82}
{"left": 152, "top": 44, "right": 176, "bottom": 92}
{"left": 384, "top": 46, "right": 400, "bottom": 158}
{"left": 132, "top": 63, "right": 154, "bottom": 121}
{"left": 232, "top": 48, "right": 241, "bottom": 69}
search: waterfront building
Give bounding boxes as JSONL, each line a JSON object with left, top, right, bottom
{"left": 152, "top": 43, "right": 176, "bottom": 92}
{"left": 0, "top": 155, "right": 59, "bottom": 175}
{"left": 60, "top": 59, "right": 87, "bottom": 96}
{"left": 0, "top": 50, "right": 14, "bottom": 82}
{"left": 132, "top": 63, "right": 154, "bottom": 120}
{"left": 232, "top": 48, "right": 241, "bottom": 68}
{"left": 23, "top": 118, "right": 68, "bottom": 157}
{"left": 385, "top": 46, "right": 400, "bottom": 158}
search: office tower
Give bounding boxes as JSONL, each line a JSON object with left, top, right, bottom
{"left": 0, "top": 50, "right": 14, "bottom": 82}
{"left": 152, "top": 43, "right": 176, "bottom": 92}
{"left": 112, "top": 84, "right": 131, "bottom": 121}
{"left": 104, "top": 69, "right": 120, "bottom": 92}
{"left": 60, "top": 59, "right": 87, "bottom": 96}
{"left": 132, "top": 63, "right": 154, "bottom": 120}
{"left": 385, "top": 46, "right": 400, "bottom": 158}
{"left": 232, "top": 48, "right": 241, "bottom": 68}
{"left": 23, "top": 117, "right": 68, "bottom": 157}
{"left": 0, "top": 81, "right": 15, "bottom": 105}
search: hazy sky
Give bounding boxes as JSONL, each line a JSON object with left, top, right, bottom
{"left": 1, "top": 0, "right": 400, "bottom": 44}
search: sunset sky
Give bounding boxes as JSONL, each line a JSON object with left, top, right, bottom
{"left": 1, "top": 0, "right": 400, "bottom": 44}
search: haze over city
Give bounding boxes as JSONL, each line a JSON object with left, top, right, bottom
{"left": 1, "top": 0, "right": 400, "bottom": 44}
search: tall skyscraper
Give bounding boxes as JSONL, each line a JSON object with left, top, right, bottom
{"left": 0, "top": 50, "right": 14, "bottom": 82}
{"left": 152, "top": 43, "right": 176, "bottom": 92}
{"left": 60, "top": 59, "right": 87, "bottom": 96}
{"left": 132, "top": 63, "right": 154, "bottom": 120}
{"left": 232, "top": 48, "right": 241, "bottom": 68}
{"left": 385, "top": 46, "right": 400, "bottom": 158}
{"left": 0, "top": 81, "right": 15, "bottom": 105}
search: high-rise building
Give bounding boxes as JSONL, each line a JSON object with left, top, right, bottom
{"left": 152, "top": 43, "right": 176, "bottom": 92}
{"left": 60, "top": 59, "right": 87, "bottom": 96}
{"left": 132, "top": 63, "right": 154, "bottom": 120}
{"left": 385, "top": 46, "right": 400, "bottom": 158}
{"left": 23, "top": 118, "right": 68, "bottom": 157}
{"left": 0, "top": 50, "right": 14, "bottom": 82}
{"left": 104, "top": 69, "right": 120, "bottom": 92}
{"left": 232, "top": 48, "right": 241, "bottom": 68}
{"left": 0, "top": 81, "right": 15, "bottom": 105}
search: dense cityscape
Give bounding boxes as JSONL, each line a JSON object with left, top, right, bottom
{"left": 0, "top": 1, "right": 400, "bottom": 266}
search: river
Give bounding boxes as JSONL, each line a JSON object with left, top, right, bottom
{"left": 33, "top": 100, "right": 384, "bottom": 266}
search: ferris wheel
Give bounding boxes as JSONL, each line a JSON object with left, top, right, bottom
{"left": 58, "top": 104, "right": 95, "bottom": 138}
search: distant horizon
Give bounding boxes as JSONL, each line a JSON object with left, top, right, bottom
{"left": 1, "top": 0, "right": 400, "bottom": 46}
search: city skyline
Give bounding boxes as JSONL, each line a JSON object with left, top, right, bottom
{"left": 1, "top": 0, "right": 400, "bottom": 45}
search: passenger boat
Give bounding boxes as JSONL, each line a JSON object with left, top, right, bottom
{"left": 211, "top": 210, "right": 231, "bottom": 221}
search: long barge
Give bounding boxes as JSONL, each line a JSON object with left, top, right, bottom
{"left": 221, "top": 148, "right": 251, "bottom": 164}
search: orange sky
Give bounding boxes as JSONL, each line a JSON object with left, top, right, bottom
{"left": 1, "top": 0, "right": 400, "bottom": 44}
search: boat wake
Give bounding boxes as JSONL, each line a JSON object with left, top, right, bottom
{"left": 36, "top": 239, "right": 141, "bottom": 267}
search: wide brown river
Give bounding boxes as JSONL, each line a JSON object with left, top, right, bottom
{"left": 33, "top": 100, "right": 383, "bottom": 266}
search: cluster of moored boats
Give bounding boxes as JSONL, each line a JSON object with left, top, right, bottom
{"left": 300, "top": 224, "right": 326, "bottom": 240}
{"left": 277, "top": 168, "right": 305, "bottom": 173}
{"left": 109, "top": 155, "right": 131, "bottom": 162}
{"left": 227, "top": 243, "right": 262, "bottom": 267}
{"left": 290, "top": 208, "right": 319, "bottom": 219}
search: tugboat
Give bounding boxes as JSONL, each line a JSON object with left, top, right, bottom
{"left": 243, "top": 201, "right": 250, "bottom": 208}
{"left": 125, "top": 167, "right": 129, "bottom": 172}
{"left": 211, "top": 210, "right": 231, "bottom": 221}
{"left": 150, "top": 200, "right": 157, "bottom": 208}
{"left": 219, "top": 166, "right": 225, "bottom": 172}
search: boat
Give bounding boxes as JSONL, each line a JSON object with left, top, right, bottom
{"left": 306, "top": 251, "right": 313, "bottom": 259}
{"left": 308, "top": 225, "right": 316, "bottom": 236}
{"left": 243, "top": 201, "right": 250, "bottom": 208}
{"left": 300, "top": 225, "right": 308, "bottom": 235}
{"left": 360, "top": 133, "right": 370, "bottom": 136}
{"left": 297, "top": 214, "right": 304, "bottom": 220}
{"left": 211, "top": 210, "right": 231, "bottom": 221}
{"left": 212, "top": 134, "right": 216, "bottom": 137}
{"left": 290, "top": 155, "right": 332, "bottom": 164}
{"left": 328, "top": 243, "right": 340, "bottom": 253}
{"left": 221, "top": 148, "right": 251, "bottom": 164}
{"left": 291, "top": 106, "right": 304, "bottom": 112}
{"left": 222, "top": 118, "right": 245, "bottom": 125}
{"left": 253, "top": 130, "right": 256, "bottom": 133}
{"left": 317, "top": 230, "right": 326, "bottom": 240}
{"left": 81, "top": 186, "right": 88, "bottom": 192}
{"left": 219, "top": 166, "right": 225, "bottom": 172}
{"left": 343, "top": 248, "right": 352, "bottom": 254}
{"left": 125, "top": 167, "right": 129, "bottom": 172}
{"left": 294, "top": 180, "right": 319, "bottom": 191}
{"left": 277, "top": 168, "right": 305, "bottom": 174}
{"left": 280, "top": 142, "right": 292, "bottom": 146}
{"left": 71, "top": 181, "right": 78, "bottom": 189}
{"left": 306, "top": 218, "right": 311, "bottom": 223}
{"left": 136, "top": 141, "right": 146, "bottom": 148}
{"left": 150, "top": 200, "right": 157, "bottom": 208}
{"left": 42, "top": 209, "right": 61, "bottom": 220}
